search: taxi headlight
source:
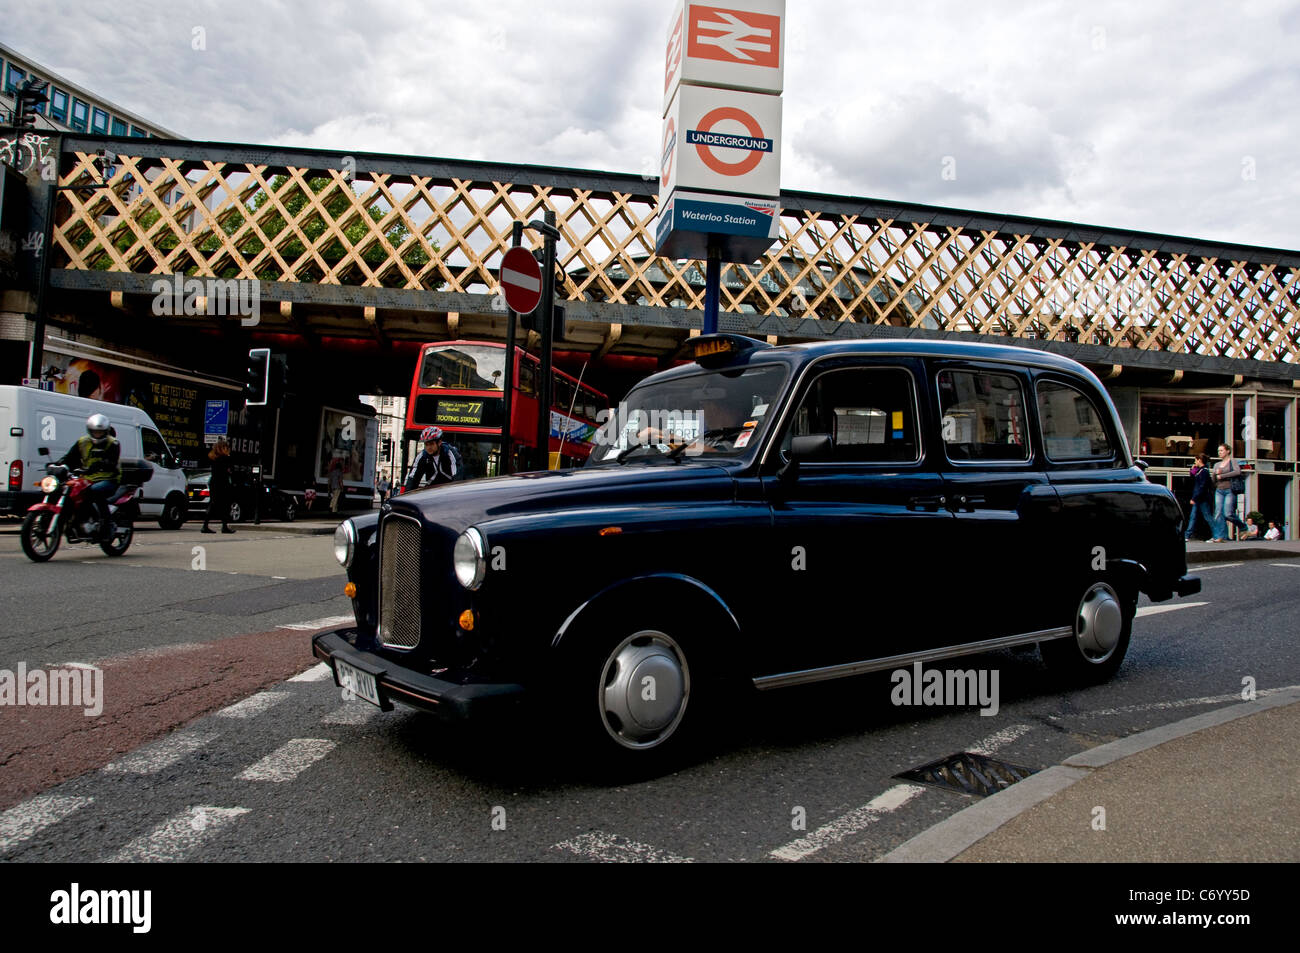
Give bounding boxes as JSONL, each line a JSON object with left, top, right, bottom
{"left": 40, "top": 476, "right": 58, "bottom": 493}
{"left": 453, "top": 527, "right": 486, "bottom": 590}
{"left": 334, "top": 520, "right": 356, "bottom": 568}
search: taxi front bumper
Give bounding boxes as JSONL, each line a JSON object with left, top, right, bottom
{"left": 311, "top": 628, "right": 526, "bottom": 719}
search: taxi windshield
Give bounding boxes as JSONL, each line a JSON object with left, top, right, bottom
{"left": 586, "top": 364, "right": 787, "bottom": 465}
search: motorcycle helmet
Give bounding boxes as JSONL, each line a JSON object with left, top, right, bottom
{"left": 86, "top": 414, "right": 112, "bottom": 448}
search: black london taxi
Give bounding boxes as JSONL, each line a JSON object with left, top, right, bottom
{"left": 314, "top": 334, "right": 1201, "bottom": 765}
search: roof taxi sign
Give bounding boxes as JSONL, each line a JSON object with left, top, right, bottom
{"left": 663, "top": 0, "right": 785, "bottom": 114}
{"left": 660, "top": 84, "right": 782, "bottom": 200}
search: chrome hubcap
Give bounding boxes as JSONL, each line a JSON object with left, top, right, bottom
{"left": 1076, "top": 582, "right": 1123, "bottom": 660}
{"left": 599, "top": 631, "right": 689, "bottom": 749}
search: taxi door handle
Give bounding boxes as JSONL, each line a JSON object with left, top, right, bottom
{"left": 947, "top": 494, "right": 986, "bottom": 513}
{"left": 907, "top": 494, "right": 946, "bottom": 512}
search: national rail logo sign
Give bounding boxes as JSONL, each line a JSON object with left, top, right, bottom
{"left": 661, "top": 84, "right": 781, "bottom": 200}
{"left": 662, "top": 0, "right": 785, "bottom": 112}
{"left": 687, "top": 4, "right": 781, "bottom": 67}
{"left": 664, "top": 8, "right": 684, "bottom": 97}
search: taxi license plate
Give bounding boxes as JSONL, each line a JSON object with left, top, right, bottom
{"left": 334, "top": 659, "right": 382, "bottom": 708}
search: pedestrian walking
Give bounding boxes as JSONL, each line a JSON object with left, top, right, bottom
{"left": 202, "top": 440, "right": 235, "bottom": 534}
{"left": 377, "top": 473, "right": 390, "bottom": 501}
{"left": 1210, "top": 443, "right": 1247, "bottom": 542}
{"left": 1184, "top": 452, "right": 1214, "bottom": 541}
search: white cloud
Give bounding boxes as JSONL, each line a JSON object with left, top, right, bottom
{"left": 3, "top": 0, "right": 1296, "bottom": 248}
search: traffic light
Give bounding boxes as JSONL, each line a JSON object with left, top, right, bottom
{"left": 12, "top": 78, "right": 48, "bottom": 128}
{"left": 244, "top": 348, "right": 270, "bottom": 407}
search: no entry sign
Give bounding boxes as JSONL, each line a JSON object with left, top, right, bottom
{"left": 500, "top": 246, "right": 542, "bottom": 314}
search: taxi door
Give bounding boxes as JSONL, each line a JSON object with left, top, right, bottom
{"left": 930, "top": 360, "right": 1061, "bottom": 641}
{"left": 758, "top": 357, "right": 956, "bottom": 675}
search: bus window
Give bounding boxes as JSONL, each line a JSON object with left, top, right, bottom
{"left": 420, "top": 345, "right": 505, "bottom": 390}
{"left": 518, "top": 360, "right": 537, "bottom": 397}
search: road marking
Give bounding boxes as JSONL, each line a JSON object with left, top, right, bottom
{"left": 104, "top": 731, "right": 218, "bottom": 774}
{"left": 1136, "top": 601, "right": 1208, "bottom": 618}
{"left": 553, "top": 831, "right": 693, "bottom": 863}
{"left": 236, "top": 739, "right": 336, "bottom": 782}
{"left": 1187, "top": 562, "right": 1240, "bottom": 571}
{"left": 968, "top": 723, "right": 1032, "bottom": 756}
{"left": 1269, "top": 562, "right": 1300, "bottom": 568}
{"left": 288, "top": 662, "right": 332, "bottom": 683}
{"left": 323, "top": 702, "right": 380, "bottom": 725}
{"left": 278, "top": 614, "right": 354, "bottom": 631}
{"left": 769, "top": 784, "right": 926, "bottom": 862}
{"left": 1052, "top": 684, "right": 1300, "bottom": 719}
{"left": 0, "top": 795, "right": 94, "bottom": 853}
{"left": 272, "top": 575, "right": 287, "bottom": 580}
{"left": 216, "top": 691, "right": 288, "bottom": 719}
{"left": 108, "top": 806, "right": 249, "bottom": 862}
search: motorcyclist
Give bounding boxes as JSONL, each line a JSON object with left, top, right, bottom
{"left": 58, "top": 413, "right": 121, "bottom": 541}
{"left": 403, "top": 426, "right": 460, "bottom": 490}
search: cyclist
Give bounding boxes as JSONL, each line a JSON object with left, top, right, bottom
{"left": 403, "top": 426, "right": 460, "bottom": 490}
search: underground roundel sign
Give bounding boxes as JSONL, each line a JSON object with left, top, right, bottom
{"left": 662, "top": 83, "right": 781, "bottom": 199}
{"left": 689, "top": 106, "right": 770, "bottom": 177}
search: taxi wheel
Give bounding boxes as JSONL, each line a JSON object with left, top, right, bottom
{"left": 1042, "top": 579, "right": 1134, "bottom": 683}
{"left": 560, "top": 625, "right": 702, "bottom": 772}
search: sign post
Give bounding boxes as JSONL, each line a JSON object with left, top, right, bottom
{"left": 500, "top": 221, "right": 524, "bottom": 475}
{"left": 657, "top": 0, "right": 785, "bottom": 335}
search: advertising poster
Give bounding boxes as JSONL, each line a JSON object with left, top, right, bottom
{"left": 316, "top": 406, "right": 376, "bottom": 486}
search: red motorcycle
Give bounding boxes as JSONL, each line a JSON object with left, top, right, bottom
{"left": 20, "top": 461, "right": 147, "bottom": 561}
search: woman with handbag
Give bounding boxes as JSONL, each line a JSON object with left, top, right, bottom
{"left": 1210, "top": 443, "right": 1247, "bottom": 542}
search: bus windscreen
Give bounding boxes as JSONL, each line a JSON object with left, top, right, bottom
{"left": 419, "top": 345, "right": 505, "bottom": 391}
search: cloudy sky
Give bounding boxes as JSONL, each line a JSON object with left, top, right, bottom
{"left": 5, "top": 0, "right": 1298, "bottom": 249}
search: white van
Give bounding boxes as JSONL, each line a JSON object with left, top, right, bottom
{"left": 0, "top": 385, "right": 190, "bottom": 528}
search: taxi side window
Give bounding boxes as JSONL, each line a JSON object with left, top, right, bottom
{"left": 790, "top": 367, "right": 919, "bottom": 463}
{"left": 938, "top": 369, "right": 1030, "bottom": 462}
{"left": 1037, "top": 380, "right": 1113, "bottom": 460}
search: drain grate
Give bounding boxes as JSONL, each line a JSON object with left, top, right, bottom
{"left": 894, "top": 752, "right": 1037, "bottom": 797}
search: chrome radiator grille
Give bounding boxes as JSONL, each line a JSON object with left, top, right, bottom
{"left": 378, "top": 514, "right": 422, "bottom": 649}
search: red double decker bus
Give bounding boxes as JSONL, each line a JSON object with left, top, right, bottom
{"left": 404, "top": 340, "right": 608, "bottom": 478}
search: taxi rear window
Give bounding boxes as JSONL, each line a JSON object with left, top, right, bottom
{"left": 938, "top": 369, "right": 1030, "bottom": 462}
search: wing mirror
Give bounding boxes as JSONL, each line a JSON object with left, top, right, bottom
{"left": 777, "top": 434, "right": 833, "bottom": 483}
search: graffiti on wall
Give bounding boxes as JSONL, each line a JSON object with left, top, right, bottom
{"left": 0, "top": 132, "right": 53, "bottom": 174}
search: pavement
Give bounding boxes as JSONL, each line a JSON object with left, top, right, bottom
{"left": 884, "top": 539, "right": 1300, "bottom": 863}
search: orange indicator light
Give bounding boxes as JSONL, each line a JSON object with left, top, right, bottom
{"left": 599, "top": 526, "right": 622, "bottom": 536}
{"left": 458, "top": 609, "right": 476, "bottom": 631}
{"left": 344, "top": 583, "right": 357, "bottom": 598}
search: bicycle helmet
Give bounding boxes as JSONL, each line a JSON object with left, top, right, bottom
{"left": 420, "top": 426, "right": 444, "bottom": 443}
